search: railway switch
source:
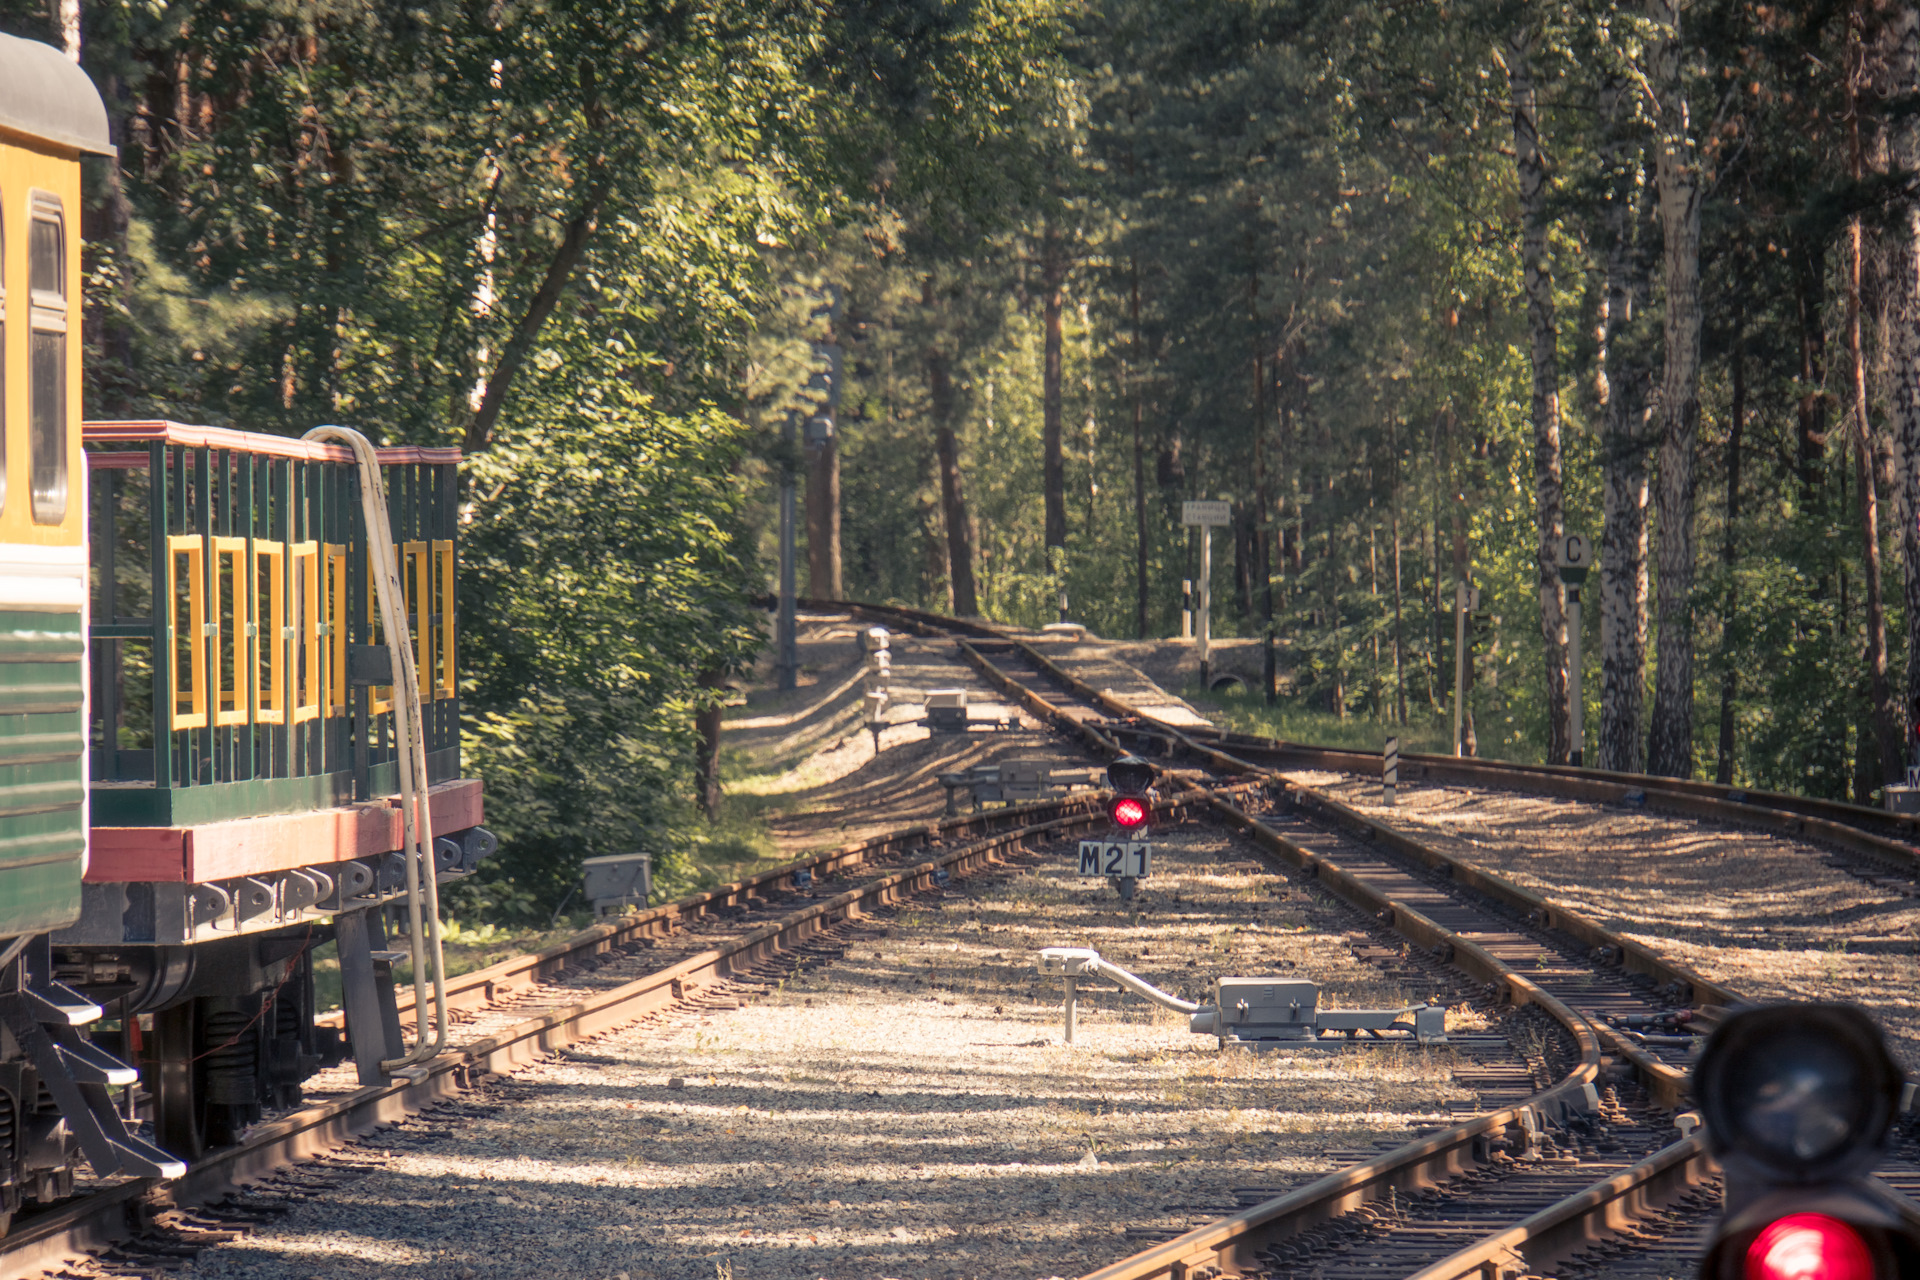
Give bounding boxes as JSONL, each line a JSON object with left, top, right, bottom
{"left": 1036, "top": 947, "right": 1446, "bottom": 1049}
{"left": 1696, "top": 1003, "right": 1920, "bottom": 1279}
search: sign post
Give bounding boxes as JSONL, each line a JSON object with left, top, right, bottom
{"left": 1383, "top": 736, "right": 1399, "bottom": 807}
{"left": 1452, "top": 581, "right": 1478, "bottom": 756}
{"left": 1554, "top": 533, "right": 1592, "bottom": 767}
{"left": 1182, "top": 500, "right": 1232, "bottom": 687}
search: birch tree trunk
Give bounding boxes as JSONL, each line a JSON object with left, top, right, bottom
{"left": 1880, "top": 3, "right": 1920, "bottom": 761}
{"left": 1505, "top": 25, "right": 1572, "bottom": 763}
{"left": 1646, "top": 0, "right": 1703, "bottom": 779}
{"left": 1596, "top": 74, "right": 1655, "bottom": 774}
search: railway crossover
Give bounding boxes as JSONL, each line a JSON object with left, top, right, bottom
{"left": 835, "top": 599, "right": 1920, "bottom": 1279}
{"left": 19, "top": 598, "right": 1919, "bottom": 1279}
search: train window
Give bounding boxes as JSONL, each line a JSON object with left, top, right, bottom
{"left": 324, "top": 544, "right": 349, "bottom": 717}
{"left": 28, "top": 194, "right": 65, "bottom": 525}
{"left": 291, "top": 541, "right": 322, "bottom": 723}
{"left": 435, "top": 539, "right": 456, "bottom": 699}
{"left": 253, "top": 540, "right": 287, "bottom": 724}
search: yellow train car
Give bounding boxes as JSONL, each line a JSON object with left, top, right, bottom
{"left": 0, "top": 32, "right": 182, "bottom": 1230}
{"left": 0, "top": 31, "right": 103, "bottom": 941}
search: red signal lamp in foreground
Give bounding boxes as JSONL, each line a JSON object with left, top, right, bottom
{"left": 1109, "top": 796, "right": 1149, "bottom": 829}
{"left": 1745, "top": 1214, "right": 1875, "bottom": 1280}
{"left": 1696, "top": 1003, "right": 1920, "bottom": 1280}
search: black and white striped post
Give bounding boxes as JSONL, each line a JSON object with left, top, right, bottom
{"left": 1383, "top": 736, "right": 1399, "bottom": 807}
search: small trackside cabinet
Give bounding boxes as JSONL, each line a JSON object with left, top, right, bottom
{"left": 1211, "top": 978, "right": 1322, "bottom": 1043}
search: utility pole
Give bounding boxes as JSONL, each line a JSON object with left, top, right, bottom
{"left": 776, "top": 411, "right": 799, "bottom": 692}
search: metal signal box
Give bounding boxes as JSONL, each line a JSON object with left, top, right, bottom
{"left": 583, "top": 852, "right": 652, "bottom": 916}
{"left": 924, "top": 688, "right": 969, "bottom": 732}
{"left": 1190, "top": 976, "right": 1448, "bottom": 1047}
{"left": 999, "top": 759, "right": 1054, "bottom": 801}
{"left": 1209, "top": 978, "right": 1322, "bottom": 1043}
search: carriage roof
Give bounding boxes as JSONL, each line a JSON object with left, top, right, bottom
{"left": 0, "top": 31, "right": 111, "bottom": 156}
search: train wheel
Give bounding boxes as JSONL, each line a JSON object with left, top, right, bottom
{"left": 148, "top": 1003, "right": 206, "bottom": 1162}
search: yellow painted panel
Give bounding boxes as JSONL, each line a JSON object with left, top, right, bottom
{"left": 165, "top": 534, "right": 206, "bottom": 730}
{"left": 435, "top": 539, "right": 456, "bottom": 700}
{"left": 291, "top": 541, "right": 321, "bottom": 723}
{"left": 324, "top": 544, "right": 348, "bottom": 718}
{"left": 253, "top": 540, "right": 286, "bottom": 724}
{"left": 210, "top": 536, "right": 248, "bottom": 727}
{"left": 0, "top": 136, "right": 82, "bottom": 547}
{"left": 366, "top": 555, "right": 391, "bottom": 717}
{"left": 404, "top": 540, "right": 430, "bottom": 700}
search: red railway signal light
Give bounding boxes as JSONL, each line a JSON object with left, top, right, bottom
{"left": 1744, "top": 1214, "right": 1874, "bottom": 1280}
{"left": 1106, "top": 755, "right": 1154, "bottom": 831}
{"left": 1697, "top": 1004, "right": 1920, "bottom": 1280}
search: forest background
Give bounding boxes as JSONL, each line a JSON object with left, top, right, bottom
{"left": 20, "top": 0, "right": 1920, "bottom": 920}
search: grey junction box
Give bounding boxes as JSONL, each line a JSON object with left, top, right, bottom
{"left": 582, "top": 852, "right": 652, "bottom": 916}
{"left": 1192, "top": 976, "right": 1447, "bottom": 1048}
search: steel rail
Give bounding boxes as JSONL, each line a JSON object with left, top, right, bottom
{"left": 1404, "top": 1133, "right": 1711, "bottom": 1280}
{"left": 6, "top": 787, "right": 1184, "bottom": 1278}
{"left": 837, "top": 601, "right": 1742, "bottom": 1279}
{"left": 880, "top": 602, "right": 1736, "bottom": 1093}
{"left": 835, "top": 603, "right": 1695, "bottom": 1279}
{"left": 1200, "top": 730, "right": 1920, "bottom": 879}
{"left": 844, "top": 600, "right": 1920, "bottom": 1276}
{"left": 318, "top": 796, "right": 1105, "bottom": 1030}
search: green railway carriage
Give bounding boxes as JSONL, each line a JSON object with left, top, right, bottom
{"left": 0, "top": 33, "right": 488, "bottom": 1236}
{"left": 0, "top": 32, "right": 106, "bottom": 947}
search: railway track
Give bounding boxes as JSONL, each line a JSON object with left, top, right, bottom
{"left": 831, "top": 599, "right": 1920, "bottom": 1279}
{"left": 24, "top": 599, "right": 1919, "bottom": 1278}
{"left": 7, "top": 786, "right": 1214, "bottom": 1278}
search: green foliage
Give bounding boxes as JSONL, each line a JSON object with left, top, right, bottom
{"left": 56, "top": 0, "right": 1069, "bottom": 917}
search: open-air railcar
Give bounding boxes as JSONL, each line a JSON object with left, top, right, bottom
{"left": 0, "top": 33, "right": 487, "bottom": 1233}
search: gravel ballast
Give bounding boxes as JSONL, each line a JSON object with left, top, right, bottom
{"left": 1293, "top": 770, "right": 1920, "bottom": 1069}
{"left": 169, "top": 825, "right": 1483, "bottom": 1280}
